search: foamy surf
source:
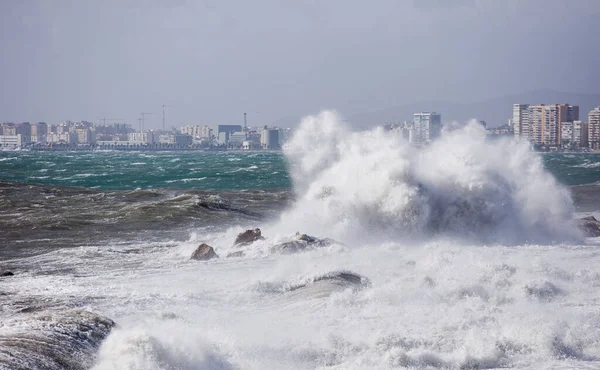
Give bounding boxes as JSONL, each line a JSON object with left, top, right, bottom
{"left": 279, "top": 111, "right": 578, "bottom": 244}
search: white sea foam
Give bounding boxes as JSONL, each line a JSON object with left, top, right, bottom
{"left": 277, "top": 111, "right": 578, "bottom": 244}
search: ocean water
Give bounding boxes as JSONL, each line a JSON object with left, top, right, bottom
{"left": 1, "top": 112, "right": 600, "bottom": 369}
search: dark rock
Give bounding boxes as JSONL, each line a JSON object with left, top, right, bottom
{"left": 578, "top": 216, "right": 600, "bottom": 237}
{"left": 226, "top": 251, "right": 245, "bottom": 258}
{"left": 234, "top": 228, "right": 264, "bottom": 246}
{"left": 271, "top": 233, "right": 339, "bottom": 254}
{"left": 0, "top": 310, "right": 115, "bottom": 370}
{"left": 525, "top": 281, "right": 564, "bottom": 301}
{"left": 190, "top": 243, "right": 219, "bottom": 261}
{"left": 1, "top": 271, "right": 14, "bottom": 277}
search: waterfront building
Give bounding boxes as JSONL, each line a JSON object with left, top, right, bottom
{"left": 589, "top": 107, "right": 600, "bottom": 150}
{"left": 1, "top": 123, "right": 16, "bottom": 136}
{"left": 527, "top": 105, "right": 544, "bottom": 144}
{"left": 128, "top": 131, "right": 156, "bottom": 145}
{"left": 524, "top": 104, "right": 578, "bottom": 146}
{"left": 260, "top": 126, "right": 281, "bottom": 149}
{"left": 75, "top": 128, "right": 94, "bottom": 144}
{"left": 0, "top": 134, "right": 23, "bottom": 148}
{"left": 47, "top": 132, "right": 77, "bottom": 144}
{"left": 31, "top": 122, "right": 48, "bottom": 137}
{"left": 561, "top": 121, "right": 573, "bottom": 146}
{"left": 216, "top": 125, "right": 243, "bottom": 144}
{"left": 411, "top": 112, "right": 441, "bottom": 144}
{"left": 561, "top": 120, "right": 587, "bottom": 148}
{"left": 31, "top": 123, "right": 48, "bottom": 145}
{"left": 180, "top": 125, "right": 213, "bottom": 139}
{"left": 513, "top": 104, "right": 529, "bottom": 139}
{"left": 158, "top": 134, "right": 193, "bottom": 146}
{"left": 577, "top": 121, "right": 588, "bottom": 147}
{"left": 229, "top": 131, "right": 247, "bottom": 147}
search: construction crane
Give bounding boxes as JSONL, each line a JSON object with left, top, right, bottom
{"left": 140, "top": 112, "right": 152, "bottom": 132}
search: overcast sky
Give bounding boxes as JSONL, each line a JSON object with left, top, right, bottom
{"left": 1, "top": 0, "right": 598, "bottom": 128}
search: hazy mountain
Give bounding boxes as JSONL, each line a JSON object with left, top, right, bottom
{"left": 345, "top": 89, "right": 600, "bottom": 128}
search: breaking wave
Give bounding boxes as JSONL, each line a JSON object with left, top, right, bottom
{"left": 279, "top": 111, "right": 578, "bottom": 244}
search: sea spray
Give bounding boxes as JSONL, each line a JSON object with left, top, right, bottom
{"left": 279, "top": 111, "right": 577, "bottom": 244}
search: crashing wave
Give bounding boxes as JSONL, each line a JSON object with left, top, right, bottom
{"left": 278, "top": 111, "right": 578, "bottom": 244}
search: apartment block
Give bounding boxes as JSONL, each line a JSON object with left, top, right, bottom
{"left": 411, "top": 112, "right": 442, "bottom": 144}
{"left": 512, "top": 104, "right": 529, "bottom": 139}
{"left": 589, "top": 107, "right": 600, "bottom": 150}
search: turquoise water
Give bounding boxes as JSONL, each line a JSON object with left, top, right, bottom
{"left": 2, "top": 150, "right": 600, "bottom": 190}
{"left": 0, "top": 151, "right": 291, "bottom": 190}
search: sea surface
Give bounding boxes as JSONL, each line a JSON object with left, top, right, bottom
{"left": 1, "top": 114, "right": 600, "bottom": 369}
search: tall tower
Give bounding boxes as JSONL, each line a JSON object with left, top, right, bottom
{"left": 412, "top": 112, "right": 441, "bottom": 144}
{"left": 589, "top": 107, "right": 600, "bottom": 150}
{"left": 512, "top": 104, "right": 529, "bottom": 139}
{"left": 244, "top": 113, "right": 247, "bottom": 131}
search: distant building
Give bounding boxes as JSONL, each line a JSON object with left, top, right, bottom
{"left": 512, "top": 104, "right": 529, "bottom": 139}
{"left": 159, "top": 133, "right": 192, "bottom": 146}
{"left": 128, "top": 131, "right": 156, "bottom": 145}
{"left": 75, "top": 128, "right": 94, "bottom": 144}
{"left": 560, "top": 120, "right": 587, "bottom": 148}
{"left": 229, "top": 131, "right": 247, "bottom": 147}
{"left": 411, "top": 112, "right": 441, "bottom": 144}
{"left": 517, "top": 104, "right": 579, "bottom": 146}
{"left": 589, "top": 107, "right": 600, "bottom": 150}
{"left": 16, "top": 122, "right": 32, "bottom": 140}
{"left": 261, "top": 127, "right": 281, "bottom": 149}
{"left": 0, "top": 134, "right": 23, "bottom": 148}
{"left": 1, "top": 123, "right": 16, "bottom": 136}
{"left": 31, "top": 122, "right": 48, "bottom": 137}
{"left": 47, "top": 132, "right": 77, "bottom": 144}
{"left": 180, "top": 125, "right": 213, "bottom": 139}
{"left": 216, "top": 125, "right": 243, "bottom": 144}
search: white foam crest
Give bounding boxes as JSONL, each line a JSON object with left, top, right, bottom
{"left": 278, "top": 111, "right": 578, "bottom": 244}
{"left": 92, "top": 323, "right": 233, "bottom": 370}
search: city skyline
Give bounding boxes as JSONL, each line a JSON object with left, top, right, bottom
{"left": 1, "top": 1, "right": 599, "bottom": 128}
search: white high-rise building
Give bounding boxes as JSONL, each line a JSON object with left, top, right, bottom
{"left": 512, "top": 104, "right": 529, "bottom": 139}
{"left": 411, "top": 112, "right": 441, "bottom": 144}
{"left": 589, "top": 107, "right": 600, "bottom": 150}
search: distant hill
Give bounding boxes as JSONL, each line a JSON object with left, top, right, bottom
{"left": 346, "top": 89, "right": 600, "bottom": 128}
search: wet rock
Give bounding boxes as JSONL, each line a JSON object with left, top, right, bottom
{"left": 234, "top": 228, "right": 264, "bottom": 246}
{"left": 1, "top": 271, "right": 14, "bottom": 277}
{"left": 525, "top": 281, "right": 564, "bottom": 301}
{"left": 0, "top": 310, "right": 115, "bottom": 370}
{"left": 577, "top": 216, "right": 600, "bottom": 237}
{"left": 190, "top": 243, "right": 219, "bottom": 261}
{"left": 271, "top": 233, "right": 339, "bottom": 254}
{"left": 226, "top": 251, "right": 245, "bottom": 258}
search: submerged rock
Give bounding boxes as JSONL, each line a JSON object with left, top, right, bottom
{"left": 1, "top": 271, "right": 14, "bottom": 277}
{"left": 525, "top": 281, "right": 564, "bottom": 301}
{"left": 234, "top": 228, "right": 264, "bottom": 246}
{"left": 578, "top": 216, "right": 600, "bottom": 237}
{"left": 271, "top": 233, "right": 339, "bottom": 254}
{"left": 226, "top": 251, "right": 245, "bottom": 258}
{"left": 0, "top": 310, "right": 115, "bottom": 370}
{"left": 190, "top": 243, "right": 219, "bottom": 260}
{"left": 283, "top": 271, "right": 371, "bottom": 300}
